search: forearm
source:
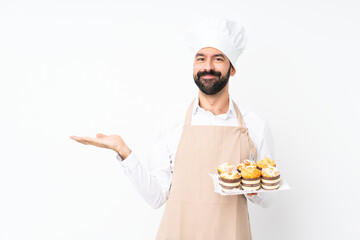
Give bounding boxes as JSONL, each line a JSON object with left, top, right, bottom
{"left": 117, "top": 152, "right": 170, "bottom": 209}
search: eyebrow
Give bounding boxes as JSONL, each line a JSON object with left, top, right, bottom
{"left": 214, "top": 54, "right": 225, "bottom": 58}
{"left": 195, "top": 53, "right": 226, "bottom": 58}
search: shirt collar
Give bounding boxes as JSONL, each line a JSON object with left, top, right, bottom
{"left": 192, "top": 93, "right": 237, "bottom": 119}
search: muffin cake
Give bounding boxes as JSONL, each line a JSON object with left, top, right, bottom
{"left": 218, "top": 170, "right": 241, "bottom": 192}
{"left": 256, "top": 157, "right": 276, "bottom": 170}
{"left": 261, "top": 166, "right": 281, "bottom": 190}
{"left": 217, "top": 163, "right": 236, "bottom": 175}
{"left": 241, "top": 166, "right": 262, "bottom": 191}
{"left": 237, "top": 159, "right": 256, "bottom": 173}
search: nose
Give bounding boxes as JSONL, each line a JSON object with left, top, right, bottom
{"left": 203, "top": 58, "right": 214, "bottom": 71}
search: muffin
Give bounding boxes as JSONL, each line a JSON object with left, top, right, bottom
{"left": 218, "top": 170, "right": 241, "bottom": 192}
{"left": 237, "top": 159, "right": 257, "bottom": 173}
{"left": 261, "top": 166, "right": 281, "bottom": 190}
{"left": 256, "top": 157, "right": 276, "bottom": 170}
{"left": 217, "top": 163, "right": 236, "bottom": 175}
{"left": 241, "top": 166, "right": 262, "bottom": 191}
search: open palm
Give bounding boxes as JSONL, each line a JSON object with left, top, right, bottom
{"left": 70, "top": 133, "right": 123, "bottom": 150}
{"left": 70, "top": 133, "right": 132, "bottom": 160}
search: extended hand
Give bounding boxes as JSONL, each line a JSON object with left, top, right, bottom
{"left": 69, "top": 133, "right": 132, "bottom": 159}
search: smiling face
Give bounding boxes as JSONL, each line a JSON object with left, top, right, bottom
{"left": 193, "top": 47, "right": 236, "bottom": 95}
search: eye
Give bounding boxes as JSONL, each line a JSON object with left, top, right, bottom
{"left": 196, "top": 57, "right": 205, "bottom": 61}
{"left": 215, "top": 57, "right": 224, "bottom": 62}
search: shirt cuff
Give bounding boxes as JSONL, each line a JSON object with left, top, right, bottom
{"left": 116, "top": 152, "right": 140, "bottom": 170}
{"left": 245, "top": 193, "right": 257, "bottom": 201}
{"left": 245, "top": 192, "right": 275, "bottom": 208}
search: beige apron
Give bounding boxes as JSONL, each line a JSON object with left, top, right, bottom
{"left": 156, "top": 99, "right": 257, "bottom": 240}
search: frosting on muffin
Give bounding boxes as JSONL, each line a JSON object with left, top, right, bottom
{"left": 241, "top": 166, "right": 262, "bottom": 179}
{"left": 237, "top": 159, "right": 256, "bottom": 172}
{"left": 256, "top": 157, "right": 276, "bottom": 169}
{"left": 217, "top": 163, "right": 236, "bottom": 174}
{"left": 220, "top": 170, "right": 241, "bottom": 180}
{"left": 262, "top": 166, "right": 280, "bottom": 178}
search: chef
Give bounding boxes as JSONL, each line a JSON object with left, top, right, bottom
{"left": 70, "top": 16, "right": 275, "bottom": 240}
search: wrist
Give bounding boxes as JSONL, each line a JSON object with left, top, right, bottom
{"left": 115, "top": 145, "right": 132, "bottom": 160}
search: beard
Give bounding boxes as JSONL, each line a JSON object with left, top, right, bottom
{"left": 193, "top": 66, "right": 231, "bottom": 95}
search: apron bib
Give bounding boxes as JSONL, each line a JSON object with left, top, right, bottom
{"left": 156, "top": 99, "right": 257, "bottom": 240}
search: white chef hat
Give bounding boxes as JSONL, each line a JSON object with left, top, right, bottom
{"left": 186, "top": 16, "right": 247, "bottom": 68}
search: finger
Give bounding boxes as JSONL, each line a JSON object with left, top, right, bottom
{"left": 70, "top": 135, "right": 81, "bottom": 141}
{"left": 78, "top": 136, "right": 99, "bottom": 145}
{"left": 70, "top": 135, "right": 89, "bottom": 143}
{"left": 96, "top": 133, "right": 106, "bottom": 138}
{"left": 70, "top": 136, "right": 96, "bottom": 145}
{"left": 70, "top": 136, "right": 108, "bottom": 148}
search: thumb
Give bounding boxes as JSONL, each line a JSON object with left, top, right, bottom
{"left": 96, "top": 133, "right": 106, "bottom": 138}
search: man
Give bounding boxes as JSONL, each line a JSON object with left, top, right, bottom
{"left": 70, "top": 17, "right": 275, "bottom": 239}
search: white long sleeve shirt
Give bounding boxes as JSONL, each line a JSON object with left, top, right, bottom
{"left": 116, "top": 95, "right": 276, "bottom": 209}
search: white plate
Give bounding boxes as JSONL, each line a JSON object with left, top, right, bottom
{"left": 209, "top": 173, "right": 291, "bottom": 196}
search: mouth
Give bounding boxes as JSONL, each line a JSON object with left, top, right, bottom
{"left": 201, "top": 75, "right": 218, "bottom": 80}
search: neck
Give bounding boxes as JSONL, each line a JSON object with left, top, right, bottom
{"left": 198, "top": 86, "right": 230, "bottom": 115}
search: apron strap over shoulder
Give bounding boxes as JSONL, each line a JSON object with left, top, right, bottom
{"left": 184, "top": 98, "right": 258, "bottom": 163}
{"left": 233, "top": 101, "right": 246, "bottom": 128}
{"left": 184, "top": 99, "right": 195, "bottom": 126}
{"left": 233, "top": 101, "right": 258, "bottom": 161}
{"left": 248, "top": 136, "right": 258, "bottom": 161}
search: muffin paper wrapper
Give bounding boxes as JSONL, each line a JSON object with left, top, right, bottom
{"left": 209, "top": 173, "right": 291, "bottom": 196}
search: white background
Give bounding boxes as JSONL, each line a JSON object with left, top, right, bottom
{"left": 1, "top": 0, "right": 359, "bottom": 239}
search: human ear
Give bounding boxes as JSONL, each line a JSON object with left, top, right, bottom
{"left": 230, "top": 65, "right": 236, "bottom": 76}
